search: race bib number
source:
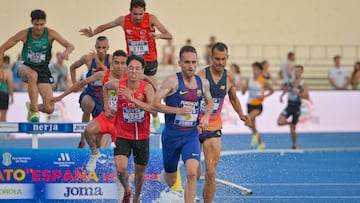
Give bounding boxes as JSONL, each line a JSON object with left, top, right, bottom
{"left": 123, "top": 108, "right": 145, "bottom": 123}
{"left": 128, "top": 41, "right": 149, "bottom": 55}
{"left": 200, "top": 98, "right": 221, "bottom": 114}
{"left": 27, "top": 50, "right": 46, "bottom": 64}
{"left": 174, "top": 105, "right": 198, "bottom": 127}
{"left": 109, "top": 90, "right": 118, "bottom": 111}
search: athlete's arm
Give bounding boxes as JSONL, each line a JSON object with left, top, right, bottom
{"left": 120, "top": 83, "right": 155, "bottom": 114}
{"left": 297, "top": 82, "right": 310, "bottom": 100}
{"left": 150, "top": 14, "right": 172, "bottom": 40}
{"left": 70, "top": 55, "right": 91, "bottom": 84}
{"left": 141, "top": 75, "right": 158, "bottom": 91}
{"left": 103, "top": 79, "right": 119, "bottom": 118}
{"left": 227, "top": 75, "right": 250, "bottom": 126}
{"left": 79, "top": 16, "right": 124, "bottom": 37}
{"left": 242, "top": 78, "right": 249, "bottom": 95}
{"left": 151, "top": 75, "right": 191, "bottom": 115}
{"left": 279, "top": 86, "right": 287, "bottom": 103}
{"left": 4, "top": 68, "right": 14, "bottom": 104}
{"left": 198, "top": 78, "right": 213, "bottom": 130}
{"left": 264, "top": 80, "right": 274, "bottom": 98}
{"left": 0, "top": 29, "right": 27, "bottom": 80}
{"left": 48, "top": 28, "right": 74, "bottom": 60}
{"left": 53, "top": 71, "right": 105, "bottom": 102}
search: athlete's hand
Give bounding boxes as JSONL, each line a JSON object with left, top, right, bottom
{"left": 149, "top": 32, "right": 159, "bottom": 39}
{"left": 51, "top": 96, "right": 63, "bottom": 103}
{"left": 118, "top": 86, "right": 132, "bottom": 100}
{"left": 105, "top": 107, "right": 116, "bottom": 119}
{"left": 198, "top": 114, "right": 210, "bottom": 130}
{"left": 240, "top": 114, "right": 251, "bottom": 127}
{"left": 79, "top": 27, "right": 93, "bottom": 37}
{"left": 178, "top": 106, "right": 192, "bottom": 116}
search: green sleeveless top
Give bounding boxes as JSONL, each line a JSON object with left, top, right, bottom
{"left": 0, "top": 67, "right": 9, "bottom": 93}
{"left": 21, "top": 27, "right": 52, "bottom": 67}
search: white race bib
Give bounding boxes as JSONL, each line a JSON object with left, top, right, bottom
{"left": 123, "top": 108, "right": 145, "bottom": 123}
{"left": 27, "top": 50, "right": 46, "bottom": 64}
{"left": 128, "top": 41, "right": 149, "bottom": 55}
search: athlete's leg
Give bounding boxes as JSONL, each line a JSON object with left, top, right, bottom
{"left": 196, "top": 142, "right": 203, "bottom": 180}
{"left": 184, "top": 158, "right": 199, "bottom": 203}
{"left": 37, "top": 83, "right": 55, "bottom": 114}
{"left": 202, "top": 137, "right": 221, "bottom": 203}
{"left": 133, "top": 164, "right": 147, "bottom": 203}
{"left": 249, "top": 109, "right": 263, "bottom": 144}
{"left": 100, "top": 134, "right": 110, "bottom": 148}
{"left": 277, "top": 114, "right": 290, "bottom": 126}
{"left": 115, "top": 155, "right": 131, "bottom": 194}
{"left": 79, "top": 95, "right": 95, "bottom": 147}
{"left": 18, "top": 65, "right": 39, "bottom": 112}
{"left": 0, "top": 110, "right": 7, "bottom": 121}
{"left": 84, "top": 120, "right": 101, "bottom": 155}
{"left": 290, "top": 123, "right": 297, "bottom": 149}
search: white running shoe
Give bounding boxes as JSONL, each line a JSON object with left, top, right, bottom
{"left": 86, "top": 153, "right": 101, "bottom": 171}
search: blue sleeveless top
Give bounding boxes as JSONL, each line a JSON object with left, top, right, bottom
{"left": 82, "top": 54, "right": 110, "bottom": 103}
{"left": 164, "top": 73, "right": 203, "bottom": 135}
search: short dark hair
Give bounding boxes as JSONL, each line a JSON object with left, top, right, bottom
{"left": 287, "top": 52, "right": 295, "bottom": 59}
{"left": 96, "top": 36, "right": 108, "bottom": 41}
{"left": 211, "top": 42, "right": 228, "bottom": 54}
{"left": 112, "top": 50, "right": 127, "bottom": 59}
{"left": 3, "top": 55, "right": 10, "bottom": 64}
{"left": 333, "top": 55, "right": 341, "bottom": 62}
{"left": 252, "top": 62, "right": 263, "bottom": 70}
{"left": 179, "top": 45, "right": 197, "bottom": 60}
{"left": 31, "top": 9, "right": 46, "bottom": 21}
{"left": 295, "top": 65, "right": 304, "bottom": 71}
{"left": 126, "top": 55, "right": 145, "bottom": 68}
{"left": 130, "top": 0, "right": 146, "bottom": 10}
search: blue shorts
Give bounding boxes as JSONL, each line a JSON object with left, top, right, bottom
{"left": 281, "top": 102, "right": 301, "bottom": 124}
{"left": 79, "top": 92, "right": 102, "bottom": 118}
{"left": 161, "top": 129, "right": 200, "bottom": 173}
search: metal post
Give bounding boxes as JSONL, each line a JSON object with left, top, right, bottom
{"left": 32, "top": 133, "right": 38, "bottom": 149}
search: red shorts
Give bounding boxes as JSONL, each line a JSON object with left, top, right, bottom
{"left": 93, "top": 112, "right": 116, "bottom": 141}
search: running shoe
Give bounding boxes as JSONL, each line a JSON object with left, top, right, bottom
{"left": 152, "top": 116, "right": 161, "bottom": 130}
{"left": 122, "top": 191, "right": 131, "bottom": 203}
{"left": 251, "top": 134, "right": 258, "bottom": 146}
{"left": 78, "top": 141, "right": 85, "bottom": 148}
{"left": 257, "top": 142, "right": 266, "bottom": 150}
{"left": 86, "top": 153, "right": 100, "bottom": 171}
{"left": 292, "top": 144, "right": 297, "bottom": 150}
{"left": 26, "top": 102, "right": 39, "bottom": 122}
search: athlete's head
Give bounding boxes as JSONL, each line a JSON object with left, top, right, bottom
{"left": 111, "top": 50, "right": 127, "bottom": 78}
{"left": 229, "top": 63, "right": 240, "bottom": 74}
{"left": 211, "top": 42, "right": 229, "bottom": 71}
{"left": 178, "top": 46, "right": 198, "bottom": 78}
{"left": 95, "top": 36, "right": 109, "bottom": 59}
{"left": 252, "top": 62, "right": 263, "bottom": 76}
{"left": 295, "top": 65, "right": 304, "bottom": 79}
{"left": 262, "top": 60, "right": 269, "bottom": 71}
{"left": 126, "top": 55, "right": 145, "bottom": 81}
{"left": 287, "top": 52, "right": 295, "bottom": 61}
{"left": 333, "top": 55, "right": 341, "bottom": 67}
{"left": 30, "top": 9, "right": 46, "bottom": 36}
{"left": 130, "top": 0, "right": 146, "bottom": 24}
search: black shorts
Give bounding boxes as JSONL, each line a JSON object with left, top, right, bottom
{"left": 144, "top": 60, "right": 158, "bottom": 76}
{"left": 281, "top": 102, "right": 301, "bottom": 124}
{"left": 0, "top": 91, "right": 9, "bottom": 110}
{"left": 22, "top": 63, "right": 54, "bottom": 84}
{"left": 199, "top": 130, "right": 222, "bottom": 143}
{"left": 247, "top": 104, "right": 263, "bottom": 115}
{"left": 114, "top": 137, "right": 149, "bottom": 165}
